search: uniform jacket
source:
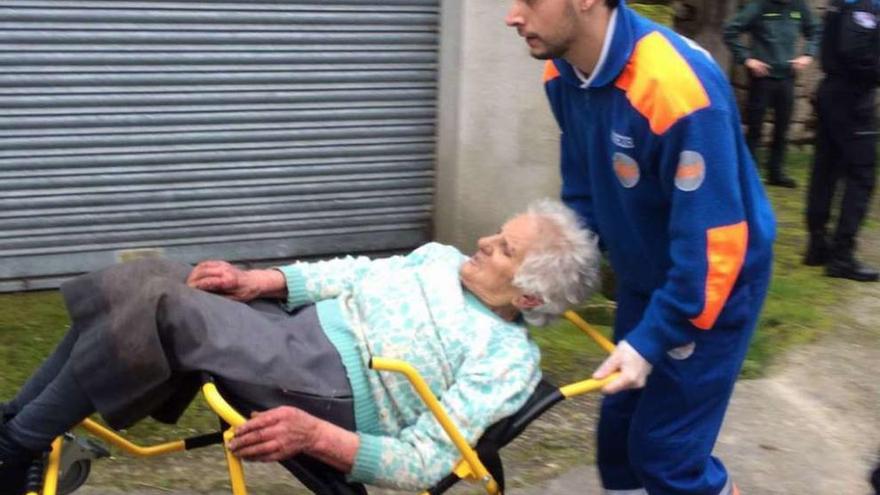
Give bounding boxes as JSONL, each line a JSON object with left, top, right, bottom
{"left": 544, "top": 2, "right": 776, "bottom": 364}
{"left": 820, "top": 0, "right": 880, "bottom": 85}
{"left": 724, "top": 0, "right": 821, "bottom": 78}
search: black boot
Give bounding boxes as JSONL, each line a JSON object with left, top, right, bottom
{"left": 827, "top": 239, "right": 879, "bottom": 282}
{"left": 0, "top": 423, "right": 31, "bottom": 495}
{"left": 826, "top": 255, "right": 880, "bottom": 282}
{"left": 803, "top": 232, "right": 830, "bottom": 266}
{"left": 0, "top": 458, "right": 30, "bottom": 495}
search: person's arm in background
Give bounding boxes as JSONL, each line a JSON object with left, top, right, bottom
{"left": 723, "top": 2, "right": 770, "bottom": 77}
{"left": 791, "top": 0, "right": 820, "bottom": 71}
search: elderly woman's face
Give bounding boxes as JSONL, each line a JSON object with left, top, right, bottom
{"left": 460, "top": 214, "right": 542, "bottom": 309}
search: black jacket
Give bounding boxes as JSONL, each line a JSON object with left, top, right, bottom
{"left": 820, "top": 0, "right": 880, "bottom": 85}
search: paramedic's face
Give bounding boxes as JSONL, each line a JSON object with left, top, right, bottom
{"left": 505, "top": 0, "right": 580, "bottom": 60}
{"left": 460, "top": 214, "right": 541, "bottom": 307}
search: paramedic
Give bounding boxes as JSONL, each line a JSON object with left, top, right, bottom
{"left": 506, "top": 1, "right": 775, "bottom": 494}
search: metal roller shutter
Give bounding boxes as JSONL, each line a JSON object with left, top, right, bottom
{"left": 0, "top": 0, "right": 439, "bottom": 291}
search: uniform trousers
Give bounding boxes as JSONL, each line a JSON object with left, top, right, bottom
{"left": 597, "top": 271, "right": 770, "bottom": 495}
{"left": 807, "top": 77, "right": 878, "bottom": 258}
{"left": 745, "top": 75, "right": 795, "bottom": 180}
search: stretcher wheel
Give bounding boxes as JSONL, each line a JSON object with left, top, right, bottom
{"left": 58, "top": 459, "right": 91, "bottom": 495}
{"left": 56, "top": 433, "right": 108, "bottom": 495}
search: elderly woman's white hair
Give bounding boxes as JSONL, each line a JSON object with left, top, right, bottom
{"left": 513, "top": 199, "right": 601, "bottom": 327}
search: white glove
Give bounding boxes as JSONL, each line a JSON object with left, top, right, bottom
{"left": 592, "top": 340, "right": 653, "bottom": 394}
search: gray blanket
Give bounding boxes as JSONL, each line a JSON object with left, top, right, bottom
{"left": 60, "top": 259, "right": 351, "bottom": 430}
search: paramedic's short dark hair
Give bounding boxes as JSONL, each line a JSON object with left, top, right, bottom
{"left": 606, "top": 0, "right": 620, "bottom": 7}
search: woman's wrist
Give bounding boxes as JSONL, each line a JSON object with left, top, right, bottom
{"left": 246, "top": 268, "right": 288, "bottom": 299}
{"left": 306, "top": 419, "right": 359, "bottom": 473}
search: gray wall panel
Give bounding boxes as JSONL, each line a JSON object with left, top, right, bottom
{"left": 0, "top": 0, "right": 438, "bottom": 290}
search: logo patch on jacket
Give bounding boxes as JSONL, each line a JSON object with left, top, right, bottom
{"left": 853, "top": 11, "right": 878, "bottom": 29}
{"left": 611, "top": 130, "right": 635, "bottom": 149}
{"left": 613, "top": 152, "right": 640, "bottom": 188}
{"left": 675, "top": 151, "right": 706, "bottom": 192}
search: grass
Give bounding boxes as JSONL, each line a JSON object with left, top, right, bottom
{"left": 741, "top": 146, "right": 845, "bottom": 376}
{"left": 531, "top": 302, "right": 616, "bottom": 385}
{"left": 629, "top": 4, "right": 676, "bottom": 26}
{"left": 0, "top": 293, "right": 219, "bottom": 443}
{"left": 0, "top": 291, "right": 68, "bottom": 395}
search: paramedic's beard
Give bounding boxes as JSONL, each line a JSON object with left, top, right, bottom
{"left": 521, "top": 1, "right": 579, "bottom": 61}
{"left": 525, "top": 35, "right": 571, "bottom": 60}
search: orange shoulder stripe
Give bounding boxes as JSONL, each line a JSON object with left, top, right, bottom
{"left": 615, "top": 31, "right": 710, "bottom": 135}
{"left": 543, "top": 60, "right": 560, "bottom": 83}
{"left": 690, "top": 221, "right": 748, "bottom": 330}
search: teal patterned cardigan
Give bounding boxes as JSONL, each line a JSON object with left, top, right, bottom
{"left": 278, "top": 242, "right": 542, "bottom": 490}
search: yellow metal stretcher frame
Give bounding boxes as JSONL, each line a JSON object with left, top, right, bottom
{"left": 32, "top": 310, "right": 615, "bottom": 495}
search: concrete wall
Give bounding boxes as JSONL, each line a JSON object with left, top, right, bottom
{"left": 433, "top": 1, "right": 561, "bottom": 252}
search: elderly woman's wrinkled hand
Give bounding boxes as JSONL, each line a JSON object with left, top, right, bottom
{"left": 592, "top": 340, "right": 652, "bottom": 395}
{"left": 228, "top": 406, "right": 320, "bottom": 462}
{"left": 186, "top": 260, "right": 264, "bottom": 302}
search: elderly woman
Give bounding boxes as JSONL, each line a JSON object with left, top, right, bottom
{"left": 0, "top": 199, "right": 599, "bottom": 493}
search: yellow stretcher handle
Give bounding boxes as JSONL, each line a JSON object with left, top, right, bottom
{"left": 560, "top": 310, "right": 622, "bottom": 398}
{"left": 201, "top": 381, "right": 247, "bottom": 427}
{"left": 79, "top": 419, "right": 186, "bottom": 457}
{"left": 31, "top": 437, "right": 63, "bottom": 495}
{"left": 373, "top": 311, "right": 617, "bottom": 494}
{"left": 370, "top": 357, "right": 501, "bottom": 495}
{"left": 563, "top": 310, "right": 616, "bottom": 354}
{"left": 201, "top": 381, "right": 249, "bottom": 495}
{"left": 559, "top": 372, "right": 621, "bottom": 399}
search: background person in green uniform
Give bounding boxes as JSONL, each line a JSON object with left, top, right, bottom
{"left": 724, "top": 0, "right": 820, "bottom": 188}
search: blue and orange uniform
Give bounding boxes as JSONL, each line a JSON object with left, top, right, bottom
{"left": 543, "top": 2, "right": 775, "bottom": 494}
